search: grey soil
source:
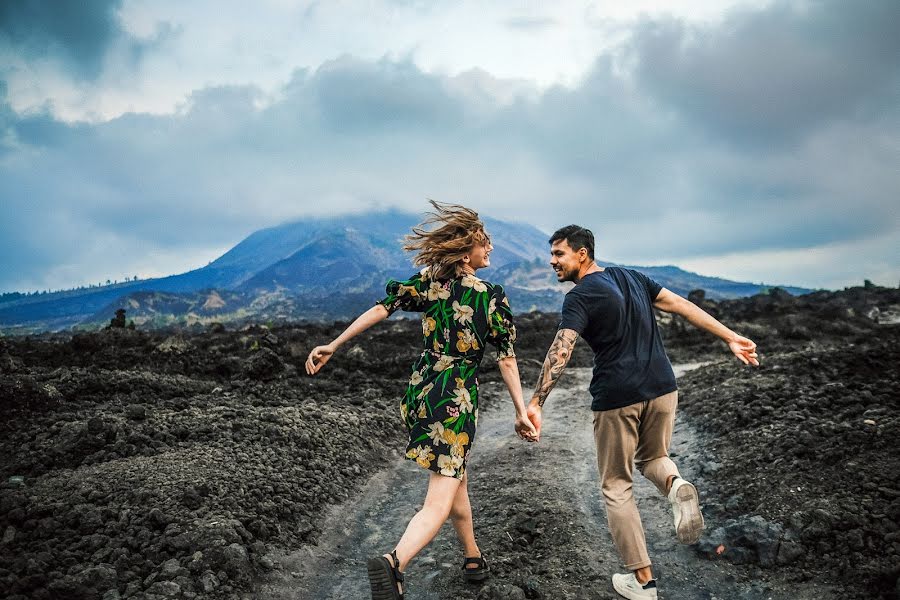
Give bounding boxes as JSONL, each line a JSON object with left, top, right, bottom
{"left": 257, "top": 366, "right": 836, "bottom": 600}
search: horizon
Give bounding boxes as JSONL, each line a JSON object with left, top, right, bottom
{"left": 2, "top": 1, "right": 898, "bottom": 293}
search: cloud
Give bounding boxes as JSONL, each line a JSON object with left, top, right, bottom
{"left": 626, "top": 0, "right": 900, "bottom": 144}
{"left": 503, "top": 16, "right": 557, "bottom": 31}
{"left": 674, "top": 229, "right": 900, "bottom": 291}
{"left": 0, "top": 0, "right": 125, "bottom": 78}
{"left": 307, "top": 56, "right": 465, "bottom": 133}
{"left": 0, "top": 2, "right": 897, "bottom": 292}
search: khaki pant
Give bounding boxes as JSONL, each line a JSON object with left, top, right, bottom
{"left": 592, "top": 391, "right": 680, "bottom": 570}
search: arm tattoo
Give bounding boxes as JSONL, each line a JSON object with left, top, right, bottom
{"left": 533, "top": 328, "right": 578, "bottom": 407}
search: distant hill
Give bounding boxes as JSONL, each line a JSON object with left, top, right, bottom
{"left": 492, "top": 258, "right": 810, "bottom": 298}
{"left": 0, "top": 210, "right": 813, "bottom": 334}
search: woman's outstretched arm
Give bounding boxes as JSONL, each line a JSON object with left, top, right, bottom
{"left": 497, "top": 356, "right": 538, "bottom": 441}
{"left": 305, "top": 304, "right": 390, "bottom": 375}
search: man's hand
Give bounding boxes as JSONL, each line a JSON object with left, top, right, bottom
{"left": 514, "top": 413, "right": 538, "bottom": 442}
{"left": 728, "top": 335, "right": 759, "bottom": 366}
{"left": 655, "top": 289, "right": 762, "bottom": 367}
{"left": 525, "top": 403, "right": 543, "bottom": 442}
{"left": 306, "top": 344, "right": 336, "bottom": 375}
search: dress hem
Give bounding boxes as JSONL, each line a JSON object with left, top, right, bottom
{"left": 404, "top": 454, "right": 467, "bottom": 480}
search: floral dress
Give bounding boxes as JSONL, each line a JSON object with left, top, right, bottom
{"left": 378, "top": 268, "right": 516, "bottom": 479}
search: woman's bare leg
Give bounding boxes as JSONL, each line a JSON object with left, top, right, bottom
{"left": 449, "top": 473, "right": 480, "bottom": 560}
{"left": 390, "top": 472, "right": 462, "bottom": 573}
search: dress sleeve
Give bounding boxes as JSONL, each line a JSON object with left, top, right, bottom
{"left": 377, "top": 272, "right": 428, "bottom": 315}
{"left": 487, "top": 285, "right": 516, "bottom": 360}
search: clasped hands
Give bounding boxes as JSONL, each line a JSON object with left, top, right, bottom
{"left": 515, "top": 402, "right": 543, "bottom": 443}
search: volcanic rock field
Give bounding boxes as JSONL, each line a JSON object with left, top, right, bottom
{"left": 1, "top": 285, "right": 898, "bottom": 600}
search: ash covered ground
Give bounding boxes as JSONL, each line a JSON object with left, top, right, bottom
{"left": 1, "top": 285, "right": 898, "bottom": 600}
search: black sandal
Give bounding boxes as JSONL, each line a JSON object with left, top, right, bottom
{"left": 462, "top": 554, "right": 489, "bottom": 583}
{"left": 367, "top": 549, "right": 405, "bottom": 599}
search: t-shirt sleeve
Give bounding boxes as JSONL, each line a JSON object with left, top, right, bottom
{"left": 634, "top": 270, "right": 663, "bottom": 301}
{"left": 559, "top": 290, "right": 589, "bottom": 334}
{"left": 377, "top": 272, "right": 428, "bottom": 315}
{"left": 487, "top": 285, "right": 516, "bottom": 360}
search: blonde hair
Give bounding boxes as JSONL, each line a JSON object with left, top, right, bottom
{"left": 404, "top": 200, "right": 490, "bottom": 280}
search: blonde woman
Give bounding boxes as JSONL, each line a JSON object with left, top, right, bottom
{"left": 306, "top": 201, "right": 537, "bottom": 599}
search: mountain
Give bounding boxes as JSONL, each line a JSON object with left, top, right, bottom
{"left": 0, "top": 210, "right": 813, "bottom": 333}
{"left": 492, "top": 258, "right": 811, "bottom": 298}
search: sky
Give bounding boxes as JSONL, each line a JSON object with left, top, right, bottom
{"left": 1, "top": 0, "right": 898, "bottom": 293}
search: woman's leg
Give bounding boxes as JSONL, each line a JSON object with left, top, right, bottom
{"left": 449, "top": 473, "right": 480, "bottom": 560}
{"left": 391, "top": 471, "right": 462, "bottom": 572}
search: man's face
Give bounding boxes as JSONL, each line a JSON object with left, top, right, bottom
{"left": 550, "top": 239, "right": 583, "bottom": 282}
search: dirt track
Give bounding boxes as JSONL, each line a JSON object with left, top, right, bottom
{"left": 257, "top": 366, "right": 837, "bottom": 600}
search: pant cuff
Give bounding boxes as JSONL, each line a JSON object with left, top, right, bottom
{"left": 624, "top": 558, "right": 651, "bottom": 570}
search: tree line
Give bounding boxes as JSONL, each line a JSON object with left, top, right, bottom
{"left": 0, "top": 276, "right": 143, "bottom": 303}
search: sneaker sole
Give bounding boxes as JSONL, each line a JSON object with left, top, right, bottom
{"left": 674, "top": 482, "right": 704, "bottom": 544}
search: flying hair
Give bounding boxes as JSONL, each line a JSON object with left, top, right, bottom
{"left": 404, "top": 199, "right": 490, "bottom": 280}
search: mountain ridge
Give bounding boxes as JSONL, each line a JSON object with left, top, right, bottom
{"left": 0, "top": 209, "right": 814, "bottom": 334}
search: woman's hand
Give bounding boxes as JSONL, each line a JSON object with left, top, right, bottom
{"left": 305, "top": 305, "right": 389, "bottom": 376}
{"left": 306, "top": 343, "right": 336, "bottom": 375}
{"left": 515, "top": 412, "right": 538, "bottom": 442}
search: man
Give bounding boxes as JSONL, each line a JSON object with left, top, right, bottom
{"left": 517, "top": 225, "right": 759, "bottom": 600}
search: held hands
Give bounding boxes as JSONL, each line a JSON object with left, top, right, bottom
{"left": 515, "top": 412, "right": 538, "bottom": 442}
{"left": 522, "top": 402, "right": 543, "bottom": 442}
{"left": 728, "top": 335, "right": 760, "bottom": 366}
{"left": 305, "top": 343, "right": 336, "bottom": 375}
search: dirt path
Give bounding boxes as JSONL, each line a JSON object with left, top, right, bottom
{"left": 256, "top": 366, "right": 836, "bottom": 600}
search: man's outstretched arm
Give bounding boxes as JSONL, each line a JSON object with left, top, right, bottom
{"left": 524, "top": 328, "right": 578, "bottom": 441}
{"left": 654, "top": 288, "right": 760, "bottom": 366}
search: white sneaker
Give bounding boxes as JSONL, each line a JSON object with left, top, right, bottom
{"left": 612, "top": 573, "right": 658, "bottom": 599}
{"left": 668, "top": 477, "right": 704, "bottom": 544}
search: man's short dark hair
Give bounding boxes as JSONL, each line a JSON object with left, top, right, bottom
{"left": 549, "top": 225, "right": 595, "bottom": 260}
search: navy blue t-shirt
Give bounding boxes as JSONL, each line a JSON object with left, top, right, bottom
{"left": 559, "top": 267, "right": 676, "bottom": 411}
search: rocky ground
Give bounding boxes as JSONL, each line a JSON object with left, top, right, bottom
{"left": 0, "top": 285, "right": 898, "bottom": 599}
{"left": 678, "top": 331, "right": 900, "bottom": 596}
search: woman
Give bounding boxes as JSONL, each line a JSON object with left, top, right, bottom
{"left": 306, "top": 201, "right": 536, "bottom": 599}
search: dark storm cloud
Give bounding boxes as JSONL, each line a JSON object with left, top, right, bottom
{"left": 0, "top": 0, "right": 174, "bottom": 81}
{"left": 0, "top": 0, "right": 125, "bottom": 78}
{"left": 627, "top": 0, "right": 900, "bottom": 144}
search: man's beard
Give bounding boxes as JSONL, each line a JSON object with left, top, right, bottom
{"left": 556, "top": 267, "right": 577, "bottom": 283}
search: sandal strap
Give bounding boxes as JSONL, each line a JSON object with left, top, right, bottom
{"left": 462, "top": 555, "right": 487, "bottom": 570}
{"left": 390, "top": 549, "right": 405, "bottom": 583}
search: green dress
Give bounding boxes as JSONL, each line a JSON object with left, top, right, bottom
{"left": 378, "top": 268, "right": 516, "bottom": 479}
